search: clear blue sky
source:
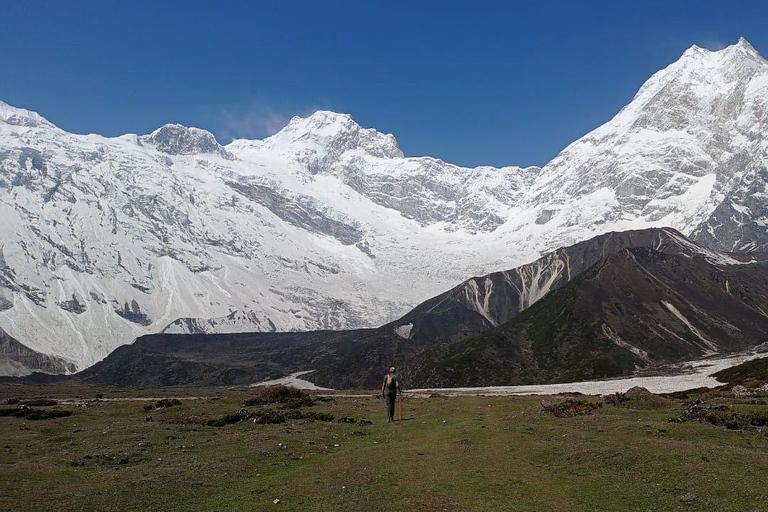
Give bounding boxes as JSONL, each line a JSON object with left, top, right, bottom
{"left": 1, "top": 1, "right": 766, "bottom": 167}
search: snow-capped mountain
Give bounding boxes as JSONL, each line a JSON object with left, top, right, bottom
{"left": 1, "top": 38, "right": 767, "bottom": 374}
{"left": 525, "top": 37, "right": 768, "bottom": 253}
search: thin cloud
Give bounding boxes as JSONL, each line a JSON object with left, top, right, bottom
{"left": 698, "top": 38, "right": 728, "bottom": 51}
{"left": 215, "top": 100, "right": 336, "bottom": 143}
{"left": 217, "top": 106, "right": 291, "bottom": 143}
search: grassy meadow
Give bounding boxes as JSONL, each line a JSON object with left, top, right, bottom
{"left": 1, "top": 384, "right": 767, "bottom": 511}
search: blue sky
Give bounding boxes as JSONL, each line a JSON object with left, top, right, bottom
{"left": 1, "top": 1, "right": 766, "bottom": 167}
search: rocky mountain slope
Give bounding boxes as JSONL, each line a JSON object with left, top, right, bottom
{"left": 75, "top": 228, "right": 768, "bottom": 388}
{"left": 407, "top": 244, "right": 768, "bottom": 388}
{"left": 1, "top": 38, "right": 767, "bottom": 373}
{"left": 0, "top": 328, "right": 75, "bottom": 377}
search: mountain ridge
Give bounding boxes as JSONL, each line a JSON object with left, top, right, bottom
{"left": 1, "top": 38, "right": 767, "bottom": 373}
{"left": 72, "top": 227, "right": 768, "bottom": 388}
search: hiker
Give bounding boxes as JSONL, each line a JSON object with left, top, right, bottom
{"left": 381, "top": 366, "right": 401, "bottom": 422}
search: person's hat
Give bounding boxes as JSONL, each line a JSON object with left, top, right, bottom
{"left": 390, "top": 366, "right": 396, "bottom": 372}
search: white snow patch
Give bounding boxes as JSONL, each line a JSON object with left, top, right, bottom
{"left": 394, "top": 323, "right": 413, "bottom": 339}
{"left": 601, "top": 324, "right": 650, "bottom": 361}
{"left": 250, "top": 370, "right": 331, "bottom": 391}
{"left": 660, "top": 300, "right": 718, "bottom": 354}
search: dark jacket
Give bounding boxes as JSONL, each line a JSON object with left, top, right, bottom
{"left": 381, "top": 372, "right": 400, "bottom": 395}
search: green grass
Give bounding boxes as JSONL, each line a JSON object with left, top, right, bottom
{"left": 1, "top": 385, "right": 768, "bottom": 511}
{"left": 713, "top": 356, "right": 768, "bottom": 386}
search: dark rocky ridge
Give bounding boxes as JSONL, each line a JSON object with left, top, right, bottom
{"left": 140, "top": 124, "right": 233, "bottom": 159}
{"left": 0, "top": 328, "right": 77, "bottom": 376}
{"left": 406, "top": 247, "right": 768, "bottom": 387}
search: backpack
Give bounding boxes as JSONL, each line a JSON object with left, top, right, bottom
{"left": 386, "top": 373, "right": 397, "bottom": 390}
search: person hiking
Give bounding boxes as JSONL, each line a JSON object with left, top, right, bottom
{"left": 381, "top": 366, "right": 401, "bottom": 422}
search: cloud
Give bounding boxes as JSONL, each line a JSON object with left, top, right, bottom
{"left": 217, "top": 105, "right": 292, "bottom": 143}
{"left": 215, "top": 100, "right": 335, "bottom": 143}
{"left": 697, "top": 38, "right": 728, "bottom": 51}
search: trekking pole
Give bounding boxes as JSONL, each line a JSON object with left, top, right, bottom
{"left": 397, "top": 393, "right": 403, "bottom": 421}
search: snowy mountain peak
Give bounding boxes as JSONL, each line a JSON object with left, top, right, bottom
{"left": 290, "top": 110, "right": 355, "bottom": 132}
{"left": 679, "top": 37, "right": 764, "bottom": 65}
{"left": 526, "top": 36, "right": 768, "bottom": 253}
{"left": 734, "top": 37, "right": 761, "bottom": 57}
{"left": 262, "top": 110, "right": 403, "bottom": 160}
{"left": 0, "top": 101, "right": 56, "bottom": 129}
{"left": 140, "top": 123, "right": 232, "bottom": 158}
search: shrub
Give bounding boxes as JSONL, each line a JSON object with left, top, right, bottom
{"left": 244, "top": 385, "right": 313, "bottom": 407}
{"left": 541, "top": 399, "right": 601, "bottom": 418}
{"left": 604, "top": 392, "right": 629, "bottom": 407}
{"left": 155, "top": 399, "right": 182, "bottom": 409}
{"left": 205, "top": 407, "right": 335, "bottom": 427}
{"left": 300, "top": 411, "right": 335, "bottom": 422}
{"left": 251, "top": 409, "right": 289, "bottom": 424}
{"left": 26, "top": 409, "right": 73, "bottom": 420}
{"left": 207, "top": 413, "right": 245, "bottom": 427}
{"left": 0, "top": 407, "right": 73, "bottom": 420}
{"left": 676, "top": 399, "right": 768, "bottom": 430}
{"left": 25, "top": 399, "right": 58, "bottom": 407}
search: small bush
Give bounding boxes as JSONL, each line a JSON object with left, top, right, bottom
{"left": 541, "top": 399, "right": 601, "bottom": 418}
{"left": 675, "top": 399, "right": 768, "bottom": 430}
{"left": 207, "top": 413, "right": 245, "bottom": 427}
{"left": 244, "top": 385, "right": 313, "bottom": 406}
{"left": 739, "top": 409, "right": 768, "bottom": 427}
{"left": 606, "top": 387, "right": 672, "bottom": 410}
{"left": 155, "top": 399, "right": 182, "bottom": 409}
{"left": 161, "top": 415, "right": 206, "bottom": 425}
{"left": 5, "top": 398, "right": 20, "bottom": 405}
{"left": 283, "top": 397, "right": 316, "bottom": 409}
{"left": 0, "top": 407, "right": 73, "bottom": 420}
{"left": 28, "top": 409, "right": 73, "bottom": 420}
{"left": 25, "top": 399, "right": 58, "bottom": 407}
{"left": 337, "top": 416, "right": 371, "bottom": 425}
{"left": 205, "top": 407, "right": 334, "bottom": 428}
{"left": 604, "top": 392, "right": 629, "bottom": 407}
{"left": 300, "top": 411, "right": 334, "bottom": 422}
{"left": 251, "top": 409, "right": 289, "bottom": 424}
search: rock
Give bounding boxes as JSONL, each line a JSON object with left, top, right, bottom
{"left": 732, "top": 385, "right": 752, "bottom": 398}
{"left": 679, "top": 493, "right": 697, "bottom": 503}
{"left": 273, "top": 498, "right": 281, "bottom": 505}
